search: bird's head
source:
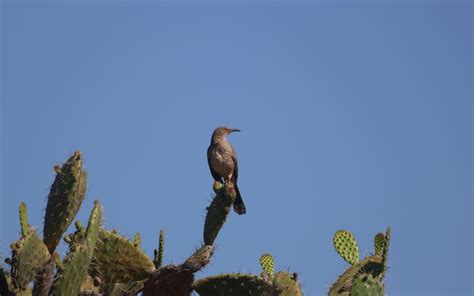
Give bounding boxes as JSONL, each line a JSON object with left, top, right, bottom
{"left": 211, "top": 126, "right": 240, "bottom": 142}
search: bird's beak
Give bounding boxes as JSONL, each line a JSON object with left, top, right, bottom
{"left": 229, "top": 128, "right": 241, "bottom": 133}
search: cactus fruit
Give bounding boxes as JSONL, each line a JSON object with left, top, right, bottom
{"left": 50, "top": 201, "right": 102, "bottom": 296}
{"left": 90, "top": 229, "right": 155, "bottom": 283}
{"left": 350, "top": 274, "right": 384, "bottom": 296}
{"left": 193, "top": 273, "right": 272, "bottom": 296}
{"left": 203, "top": 183, "right": 236, "bottom": 245}
{"left": 333, "top": 230, "right": 359, "bottom": 265}
{"left": 374, "top": 233, "right": 385, "bottom": 257}
{"left": 19, "top": 202, "right": 28, "bottom": 237}
{"left": 154, "top": 229, "right": 165, "bottom": 269}
{"left": 10, "top": 230, "right": 51, "bottom": 289}
{"left": 260, "top": 254, "right": 275, "bottom": 277}
{"left": 43, "top": 151, "right": 88, "bottom": 253}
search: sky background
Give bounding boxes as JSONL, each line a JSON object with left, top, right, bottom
{"left": 1, "top": 1, "right": 472, "bottom": 295}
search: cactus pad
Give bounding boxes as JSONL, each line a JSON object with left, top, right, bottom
{"left": 272, "top": 272, "right": 303, "bottom": 296}
{"left": 154, "top": 229, "right": 165, "bottom": 269}
{"left": 374, "top": 233, "right": 385, "bottom": 257}
{"left": 259, "top": 254, "right": 275, "bottom": 277}
{"left": 350, "top": 274, "right": 384, "bottom": 296}
{"left": 193, "top": 273, "right": 272, "bottom": 296}
{"left": 333, "top": 230, "right": 359, "bottom": 265}
{"left": 203, "top": 183, "right": 236, "bottom": 245}
{"left": 43, "top": 151, "right": 87, "bottom": 253}
{"left": 329, "top": 255, "right": 384, "bottom": 296}
{"left": 90, "top": 229, "right": 155, "bottom": 283}
{"left": 19, "top": 202, "right": 28, "bottom": 237}
{"left": 50, "top": 201, "right": 102, "bottom": 296}
{"left": 10, "top": 230, "right": 51, "bottom": 289}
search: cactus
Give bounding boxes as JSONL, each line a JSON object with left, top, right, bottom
{"left": 19, "top": 202, "right": 28, "bottom": 237}
{"left": 43, "top": 151, "right": 87, "bottom": 253}
{"left": 203, "top": 182, "right": 236, "bottom": 245}
{"left": 374, "top": 233, "right": 385, "bottom": 257}
{"left": 133, "top": 233, "right": 141, "bottom": 248}
{"left": 193, "top": 274, "right": 272, "bottom": 296}
{"left": 333, "top": 230, "right": 359, "bottom": 265}
{"left": 260, "top": 253, "right": 275, "bottom": 278}
{"left": 50, "top": 201, "right": 102, "bottom": 296}
{"left": 90, "top": 229, "right": 155, "bottom": 284}
{"left": 3, "top": 150, "right": 392, "bottom": 296}
{"left": 10, "top": 229, "right": 51, "bottom": 289}
{"left": 154, "top": 229, "right": 165, "bottom": 269}
{"left": 350, "top": 274, "right": 384, "bottom": 296}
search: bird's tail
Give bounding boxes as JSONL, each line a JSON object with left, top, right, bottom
{"left": 233, "top": 184, "right": 246, "bottom": 215}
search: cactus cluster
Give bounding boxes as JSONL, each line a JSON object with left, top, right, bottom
{"left": 0, "top": 150, "right": 391, "bottom": 295}
{"left": 329, "top": 228, "right": 391, "bottom": 296}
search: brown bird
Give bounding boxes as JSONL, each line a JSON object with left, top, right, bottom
{"left": 207, "top": 127, "right": 246, "bottom": 215}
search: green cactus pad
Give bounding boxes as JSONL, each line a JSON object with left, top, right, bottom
{"left": 10, "top": 230, "right": 51, "bottom": 289}
{"left": 203, "top": 183, "right": 236, "bottom": 245}
{"left": 50, "top": 201, "right": 102, "bottom": 296}
{"left": 154, "top": 229, "right": 165, "bottom": 269}
{"left": 333, "top": 230, "right": 359, "bottom": 265}
{"left": 90, "top": 229, "right": 155, "bottom": 283}
{"left": 350, "top": 274, "right": 384, "bottom": 296}
{"left": 272, "top": 272, "right": 303, "bottom": 296}
{"left": 259, "top": 254, "right": 275, "bottom": 277}
{"left": 193, "top": 273, "right": 272, "bottom": 296}
{"left": 374, "top": 233, "right": 385, "bottom": 257}
{"left": 19, "top": 202, "right": 28, "bottom": 237}
{"left": 381, "top": 227, "right": 391, "bottom": 281}
{"left": 43, "top": 151, "right": 87, "bottom": 253}
{"left": 329, "top": 255, "right": 384, "bottom": 296}
{"left": 50, "top": 243, "right": 91, "bottom": 296}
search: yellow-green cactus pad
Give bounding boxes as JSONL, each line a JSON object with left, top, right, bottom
{"left": 333, "top": 230, "right": 359, "bottom": 265}
{"left": 259, "top": 254, "right": 275, "bottom": 277}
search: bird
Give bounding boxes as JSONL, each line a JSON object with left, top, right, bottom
{"left": 207, "top": 126, "right": 246, "bottom": 215}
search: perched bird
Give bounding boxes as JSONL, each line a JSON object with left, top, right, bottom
{"left": 207, "top": 127, "right": 246, "bottom": 215}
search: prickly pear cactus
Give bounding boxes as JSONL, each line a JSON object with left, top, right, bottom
{"left": 374, "top": 233, "right": 385, "bottom": 257}
{"left": 203, "top": 182, "right": 237, "bottom": 245}
{"left": 43, "top": 151, "right": 87, "bottom": 253}
{"left": 350, "top": 274, "right": 384, "bottom": 296}
{"left": 10, "top": 203, "right": 51, "bottom": 290}
{"left": 333, "top": 230, "right": 359, "bottom": 265}
{"left": 260, "top": 253, "right": 275, "bottom": 277}
{"left": 154, "top": 229, "right": 165, "bottom": 269}
{"left": 193, "top": 273, "right": 272, "bottom": 296}
{"left": 90, "top": 228, "right": 155, "bottom": 284}
{"left": 50, "top": 201, "right": 102, "bottom": 296}
{"left": 272, "top": 272, "right": 303, "bottom": 296}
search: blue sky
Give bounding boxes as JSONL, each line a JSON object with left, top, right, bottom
{"left": 1, "top": 1, "right": 472, "bottom": 295}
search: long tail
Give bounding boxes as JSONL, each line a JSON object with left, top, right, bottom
{"left": 233, "top": 184, "right": 246, "bottom": 215}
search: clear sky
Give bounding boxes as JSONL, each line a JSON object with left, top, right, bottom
{"left": 1, "top": 1, "right": 472, "bottom": 295}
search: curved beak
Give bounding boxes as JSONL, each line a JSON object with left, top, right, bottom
{"left": 229, "top": 128, "right": 241, "bottom": 133}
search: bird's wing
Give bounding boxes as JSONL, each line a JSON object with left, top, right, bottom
{"left": 231, "top": 145, "right": 239, "bottom": 183}
{"left": 207, "top": 144, "right": 222, "bottom": 181}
